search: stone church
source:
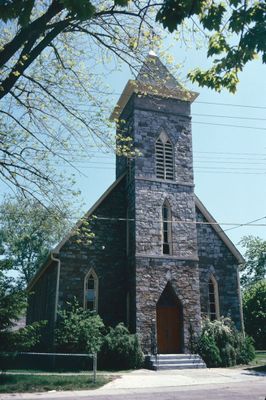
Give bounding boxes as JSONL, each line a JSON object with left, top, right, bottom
{"left": 27, "top": 54, "right": 244, "bottom": 355}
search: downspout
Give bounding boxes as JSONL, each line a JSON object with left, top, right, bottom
{"left": 51, "top": 252, "right": 61, "bottom": 324}
{"left": 237, "top": 264, "right": 245, "bottom": 334}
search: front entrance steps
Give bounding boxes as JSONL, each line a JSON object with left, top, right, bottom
{"left": 146, "top": 354, "right": 206, "bottom": 370}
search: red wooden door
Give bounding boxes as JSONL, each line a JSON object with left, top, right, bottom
{"left": 156, "top": 305, "right": 181, "bottom": 354}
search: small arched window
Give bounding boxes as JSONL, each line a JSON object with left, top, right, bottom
{"left": 84, "top": 269, "right": 98, "bottom": 312}
{"left": 156, "top": 132, "right": 174, "bottom": 180}
{"left": 162, "top": 200, "right": 172, "bottom": 255}
{"left": 208, "top": 276, "right": 219, "bottom": 321}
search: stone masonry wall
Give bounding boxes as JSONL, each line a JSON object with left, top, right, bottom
{"left": 121, "top": 93, "right": 202, "bottom": 353}
{"left": 135, "top": 257, "right": 201, "bottom": 354}
{"left": 196, "top": 206, "right": 242, "bottom": 329}
{"left": 58, "top": 177, "right": 127, "bottom": 328}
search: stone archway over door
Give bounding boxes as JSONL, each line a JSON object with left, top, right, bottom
{"left": 156, "top": 283, "right": 183, "bottom": 354}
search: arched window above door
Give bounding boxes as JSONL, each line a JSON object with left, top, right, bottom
{"left": 155, "top": 132, "right": 174, "bottom": 180}
{"left": 84, "top": 268, "right": 98, "bottom": 312}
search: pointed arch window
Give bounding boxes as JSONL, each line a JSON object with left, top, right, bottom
{"left": 162, "top": 200, "right": 172, "bottom": 255}
{"left": 156, "top": 132, "right": 174, "bottom": 180}
{"left": 84, "top": 269, "right": 98, "bottom": 312}
{"left": 208, "top": 276, "right": 219, "bottom": 321}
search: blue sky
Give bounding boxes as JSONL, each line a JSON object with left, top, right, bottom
{"left": 71, "top": 42, "right": 266, "bottom": 253}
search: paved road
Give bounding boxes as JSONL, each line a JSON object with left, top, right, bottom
{"left": 0, "top": 368, "right": 265, "bottom": 400}
{"left": 90, "top": 381, "right": 266, "bottom": 400}
{"left": 1, "top": 381, "right": 265, "bottom": 400}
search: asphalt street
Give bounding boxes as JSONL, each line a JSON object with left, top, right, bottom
{"left": 1, "top": 380, "right": 265, "bottom": 400}
{"left": 0, "top": 368, "right": 265, "bottom": 400}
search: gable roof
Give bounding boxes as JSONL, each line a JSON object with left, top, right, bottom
{"left": 195, "top": 195, "right": 245, "bottom": 264}
{"left": 27, "top": 173, "right": 126, "bottom": 290}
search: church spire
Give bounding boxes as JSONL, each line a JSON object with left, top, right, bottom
{"left": 110, "top": 54, "right": 198, "bottom": 121}
{"left": 136, "top": 53, "right": 181, "bottom": 91}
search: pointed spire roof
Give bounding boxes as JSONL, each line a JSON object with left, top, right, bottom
{"left": 110, "top": 54, "right": 198, "bottom": 121}
{"left": 137, "top": 53, "right": 181, "bottom": 90}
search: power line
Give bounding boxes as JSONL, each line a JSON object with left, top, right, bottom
{"left": 195, "top": 100, "right": 266, "bottom": 110}
{"left": 193, "top": 113, "right": 266, "bottom": 122}
{"left": 193, "top": 120, "right": 266, "bottom": 132}
{"left": 1, "top": 212, "right": 266, "bottom": 228}
{"left": 223, "top": 215, "right": 266, "bottom": 233}
{"left": 86, "top": 88, "right": 266, "bottom": 110}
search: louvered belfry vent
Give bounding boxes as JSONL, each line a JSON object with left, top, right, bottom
{"left": 156, "top": 133, "right": 174, "bottom": 180}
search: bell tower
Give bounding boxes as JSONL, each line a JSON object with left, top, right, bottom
{"left": 111, "top": 54, "right": 202, "bottom": 353}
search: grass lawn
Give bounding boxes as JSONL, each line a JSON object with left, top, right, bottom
{"left": 245, "top": 351, "right": 266, "bottom": 373}
{"left": 0, "top": 374, "right": 111, "bottom": 393}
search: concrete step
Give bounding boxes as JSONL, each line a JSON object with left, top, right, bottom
{"left": 152, "top": 359, "right": 205, "bottom": 365}
{"left": 156, "top": 363, "right": 206, "bottom": 370}
{"left": 149, "top": 355, "right": 202, "bottom": 361}
{"left": 146, "top": 354, "right": 206, "bottom": 370}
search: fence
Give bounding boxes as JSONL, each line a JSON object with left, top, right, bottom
{"left": 0, "top": 352, "right": 97, "bottom": 383}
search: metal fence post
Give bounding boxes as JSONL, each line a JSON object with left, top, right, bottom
{"left": 93, "top": 353, "right": 97, "bottom": 384}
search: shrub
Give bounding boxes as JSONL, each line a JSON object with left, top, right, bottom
{"left": 196, "top": 317, "right": 255, "bottom": 368}
{"left": 196, "top": 333, "right": 221, "bottom": 367}
{"left": 100, "top": 323, "right": 143, "bottom": 370}
{"left": 54, "top": 299, "right": 104, "bottom": 354}
{"left": 0, "top": 321, "right": 46, "bottom": 353}
{"left": 243, "top": 280, "right": 266, "bottom": 349}
{"left": 235, "top": 334, "right": 256, "bottom": 364}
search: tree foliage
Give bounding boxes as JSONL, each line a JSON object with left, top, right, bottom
{"left": 54, "top": 298, "right": 104, "bottom": 354}
{"left": 100, "top": 323, "right": 143, "bottom": 370}
{"left": 0, "top": 0, "right": 156, "bottom": 207}
{"left": 0, "top": 259, "right": 27, "bottom": 333}
{"left": 195, "top": 317, "right": 255, "bottom": 367}
{"left": 0, "top": 196, "right": 70, "bottom": 284}
{"left": 239, "top": 235, "right": 266, "bottom": 288}
{"left": 243, "top": 280, "right": 266, "bottom": 350}
{"left": 156, "top": 0, "right": 266, "bottom": 92}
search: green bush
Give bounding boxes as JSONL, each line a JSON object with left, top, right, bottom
{"left": 196, "top": 334, "right": 221, "bottom": 367}
{"left": 54, "top": 299, "right": 104, "bottom": 354}
{"left": 196, "top": 317, "right": 255, "bottom": 368}
{"left": 235, "top": 334, "right": 256, "bottom": 364}
{"left": 0, "top": 321, "right": 46, "bottom": 353}
{"left": 99, "top": 323, "right": 143, "bottom": 370}
{"left": 243, "top": 280, "right": 266, "bottom": 349}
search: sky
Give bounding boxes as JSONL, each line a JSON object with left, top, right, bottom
{"left": 67, "top": 40, "right": 266, "bottom": 254}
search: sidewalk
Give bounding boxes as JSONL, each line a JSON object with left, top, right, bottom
{"left": 0, "top": 367, "right": 265, "bottom": 399}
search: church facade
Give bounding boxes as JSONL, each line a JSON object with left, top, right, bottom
{"left": 27, "top": 55, "right": 244, "bottom": 354}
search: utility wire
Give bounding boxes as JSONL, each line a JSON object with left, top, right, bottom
{"left": 1, "top": 212, "right": 266, "bottom": 228}
{"left": 193, "top": 120, "right": 266, "bottom": 132}
{"left": 84, "top": 88, "right": 266, "bottom": 110}
{"left": 223, "top": 215, "right": 266, "bottom": 233}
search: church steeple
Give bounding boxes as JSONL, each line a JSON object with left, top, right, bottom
{"left": 110, "top": 54, "right": 198, "bottom": 121}
{"left": 137, "top": 52, "right": 181, "bottom": 90}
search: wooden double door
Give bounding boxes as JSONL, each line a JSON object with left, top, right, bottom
{"left": 156, "top": 284, "right": 182, "bottom": 354}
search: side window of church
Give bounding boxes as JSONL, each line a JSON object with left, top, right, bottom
{"left": 162, "top": 201, "right": 172, "bottom": 255}
{"left": 85, "top": 271, "right": 98, "bottom": 312}
{"left": 156, "top": 133, "right": 174, "bottom": 180}
{"left": 208, "top": 277, "right": 219, "bottom": 321}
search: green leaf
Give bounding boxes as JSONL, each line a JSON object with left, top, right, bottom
{"left": 207, "top": 32, "right": 229, "bottom": 57}
{"left": 156, "top": 0, "right": 205, "bottom": 33}
{"left": 200, "top": 3, "right": 226, "bottom": 31}
{"left": 60, "top": 0, "right": 95, "bottom": 20}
